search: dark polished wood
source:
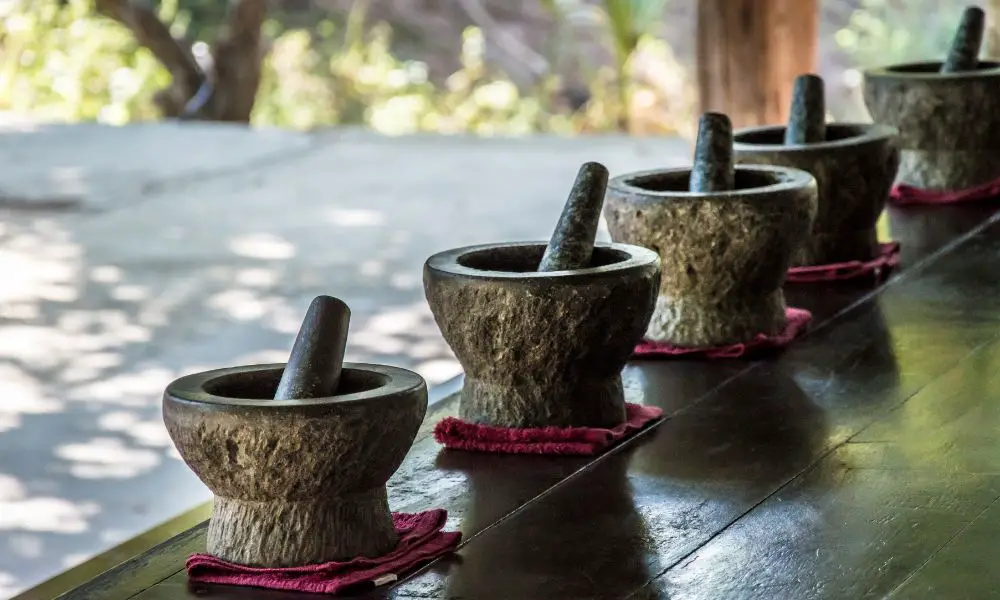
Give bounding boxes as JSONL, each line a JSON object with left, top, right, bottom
{"left": 38, "top": 201, "right": 1000, "bottom": 600}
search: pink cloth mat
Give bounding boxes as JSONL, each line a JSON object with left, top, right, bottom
{"left": 186, "top": 509, "right": 460, "bottom": 595}
{"left": 890, "top": 178, "right": 1000, "bottom": 206}
{"left": 433, "top": 402, "right": 663, "bottom": 455}
{"left": 633, "top": 307, "right": 812, "bottom": 360}
{"left": 785, "top": 241, "right": 900, "bottom": 283}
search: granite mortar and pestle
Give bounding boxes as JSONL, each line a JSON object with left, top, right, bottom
{"left": 864, "top": 5, "right": 1000, "bottom": 191}
{"left": 424, "top": 162, "right": 661, "bottom": 429}
{"left": 733, "top": 74, "right": 900, "bottom": 266}
{"left": 163, "top": 295, "right": 427, "bottom": 567}
{"left": 604, "top": 112, "right": 818, "bottom": 348}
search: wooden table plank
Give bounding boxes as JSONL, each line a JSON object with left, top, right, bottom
{"left": 640, "top": 218, "right": 1000, "bottom": 599}
{"left": 888, "top": 502, "right": 1000, "bottom": 599}
{"left": 387, "top": 213, "right": 1000, "bottom": 599}
{"left": 48, "top": 203, "right": 1000, "bottom": 600}
{"left": 640, "top": 334, "right": 1000, "bottom": 599}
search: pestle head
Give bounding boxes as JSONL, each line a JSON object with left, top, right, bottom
{"left": 942, "top": 6, "right": 985, "bottom": 73}
{"left": 690, "top": 112, "right": 735, "bottom": 193}
{"left": 538, "top": 161, "right": 609, "bottom": 272}
{"left": 274, "top": 295, "right": 351, "bottom": 400}
{"left": 785, "top": 74, "right": 827, "bottom": 145}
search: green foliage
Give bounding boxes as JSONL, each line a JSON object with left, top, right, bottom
{"left": 0, "top": 0, "right": 172, "bottom": 123}
{"left": 253, "top": 20, "right": 566, "bottom": 134}
{"left": 834, "top": 0, "right": 959, "bottom": 67}
{"left": 541, "top": 0, "right": 671, "bottom": 129}
{"left": 602, "top": 0, "right": 669, "bottom": 66}
{"left": 0, "top": 0, "right": 692, "bottom": 135}
{"left": 601, "top": 0, "right": 669, "bottom": 128}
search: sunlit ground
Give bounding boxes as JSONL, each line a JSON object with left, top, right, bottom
{"left": 0, "top": 216, "right": 462, "bottom": 599}
{"left": 0, "top": 122, "right": 691, "bottom": 596}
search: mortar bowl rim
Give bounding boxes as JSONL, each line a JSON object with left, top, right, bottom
{"left": 164, "top": 362, "right": 427, "bottom": 410}
{"left": 606, "top": 164, "right": 815, "bottom": 201}
{"left": 424, "top": 241, "right": 660, "bottom": 282}
{"left": 863, "top": 60, "right": 1000, "bottom": 81}
{"left": 732, "top": 122, "right": 899, "bottom": 153}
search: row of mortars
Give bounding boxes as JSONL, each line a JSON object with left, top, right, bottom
{"left": 424, "top": 4, "right": 1000, "bottom": 431}
{"left": 156, "top": 5, "right": 996, "bottom": 574}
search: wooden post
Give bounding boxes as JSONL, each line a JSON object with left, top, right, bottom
{"left": 696, "top": 0, "right": 819, "bottom": 129}
{"left": 987, "top": 0, "right": 1000, "bottom": 57}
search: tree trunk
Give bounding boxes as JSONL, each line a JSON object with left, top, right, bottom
{"left": 696, "top": 0, "right": 819, "bottom": 129}
{"left": 95, "top": 0, "right": 268, "bottom": 123}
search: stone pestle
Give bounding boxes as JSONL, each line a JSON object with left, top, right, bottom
{"left": 274, "top": 295, "right": 351, "bottom": 400}
{"left": 690, "top": 112, "right": 735, "bottom": 193}
{"left": 784, "top": 74, "right": 827, "bottom": 145}
{"left": 537, "top": 161, "right": 609, "bottom": 272}
{"left": 942, "top": 6, "right": 985, "bottom": 73}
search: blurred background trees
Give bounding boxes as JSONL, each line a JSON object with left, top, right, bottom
{"left": 0, "top": 0, "right": 984, "bottom": 135}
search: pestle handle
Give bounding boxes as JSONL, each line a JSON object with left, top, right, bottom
{"left": 785, "top": 74, "right": 827, "bottom": 145}
{"left": 538, "top": 161, "right": 609, "bottom": 272}
{"left": 274, "top": 295, "right": 351, "bottom": 400}
{"left": 942, "top": 6, "right": 985, "bottom": 73}
{"left": 690, "top": 112, "right": 735, "bottom": 193}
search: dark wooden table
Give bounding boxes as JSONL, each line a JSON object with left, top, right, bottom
{"left": 26, "top": 202, "right": 1000, "bottom": 600}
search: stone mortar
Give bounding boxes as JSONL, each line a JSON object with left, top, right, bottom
{"left": 163, "top": 362, "right": 427, "bottom": 567}
{"left": 604, "top": 165, "right": 817, "bottom": 347}
{"left": 424, "top": 242, "right": 660, "bottom": 429}
{"left": 733, "top": 123, "right": 900, "bottom": 265}
{"left": 863, "top": 60, "right": 1000, "bottom": 190}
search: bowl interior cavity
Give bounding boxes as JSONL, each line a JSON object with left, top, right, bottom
{"left": 734, "top": 123, "right": 874, "bottom": 145}
{"left": 883, "top": 60, "right": 1000, "bottom": 73}
{"left": 456, "top": 244, "right": 631, "bottom": 273}
{"left": 201, "top": 367, "right": 389, "bottom": 400}
{"left": 624, "top": 169, "right": 792, "bottom": 193}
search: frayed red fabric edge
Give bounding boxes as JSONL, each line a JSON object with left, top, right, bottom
{"left": 786, "top": 241, "right": 900, "bottom": 283}
{"left": 890, "top": 178, "right": 1000, "bottom": 206}
{"left": 186, "top": 510, "right": 461, "bottom": 595}
{"left": 433, "top": 403, "right": 664, "bottom": 455}
{"left": 633, "top": 307, "right": 812, "bottom": 359}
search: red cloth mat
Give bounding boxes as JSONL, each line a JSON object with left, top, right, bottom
{"left": 433, "top": 402, "right": 663, "bottom": 456}
{"left": 633, "top": 307, "right": 812, "bottom": 360}
{"left": 890, "top": 178, "right": 1000, "bottom": 206}
{"left": 186, "top": 510, "right": 460, "bottom": 595}
{"left": 785, "top": 242, "right": 900, "bottom": 283}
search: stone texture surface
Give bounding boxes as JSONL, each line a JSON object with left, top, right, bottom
{"left": 163, "top": 363, "right": 427, "bottom": 566}
{"left": 785, "top": 74, "right": 827, "bottom": 145}
{"left": 733, "top": 123, "right": 899, "bottom": 265}
{"left": 863, "top": 61, "right": 1000, "bottom": 190}
{"left": 690, "top": 113, "right": 735, "bottom": 193}
{"left": 604, "top": 166, "right": 817, "bottom": 347}
{"left": 424, "top": 242, "right": 660, "bottom": 429}
{"left": 895, "top": 149, "right": 1000, "bottom": 191}
{"left": 208, "top": 489, "right": 396, "bottom": 568}
{"left": 941, "top": 6, "right": 985, "bottom": 73}
{"left": 274, "top": 295, "right": 351, "bottom": 400}
{"left": 538, "top": 162, "right": 608, "bottom": 272}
